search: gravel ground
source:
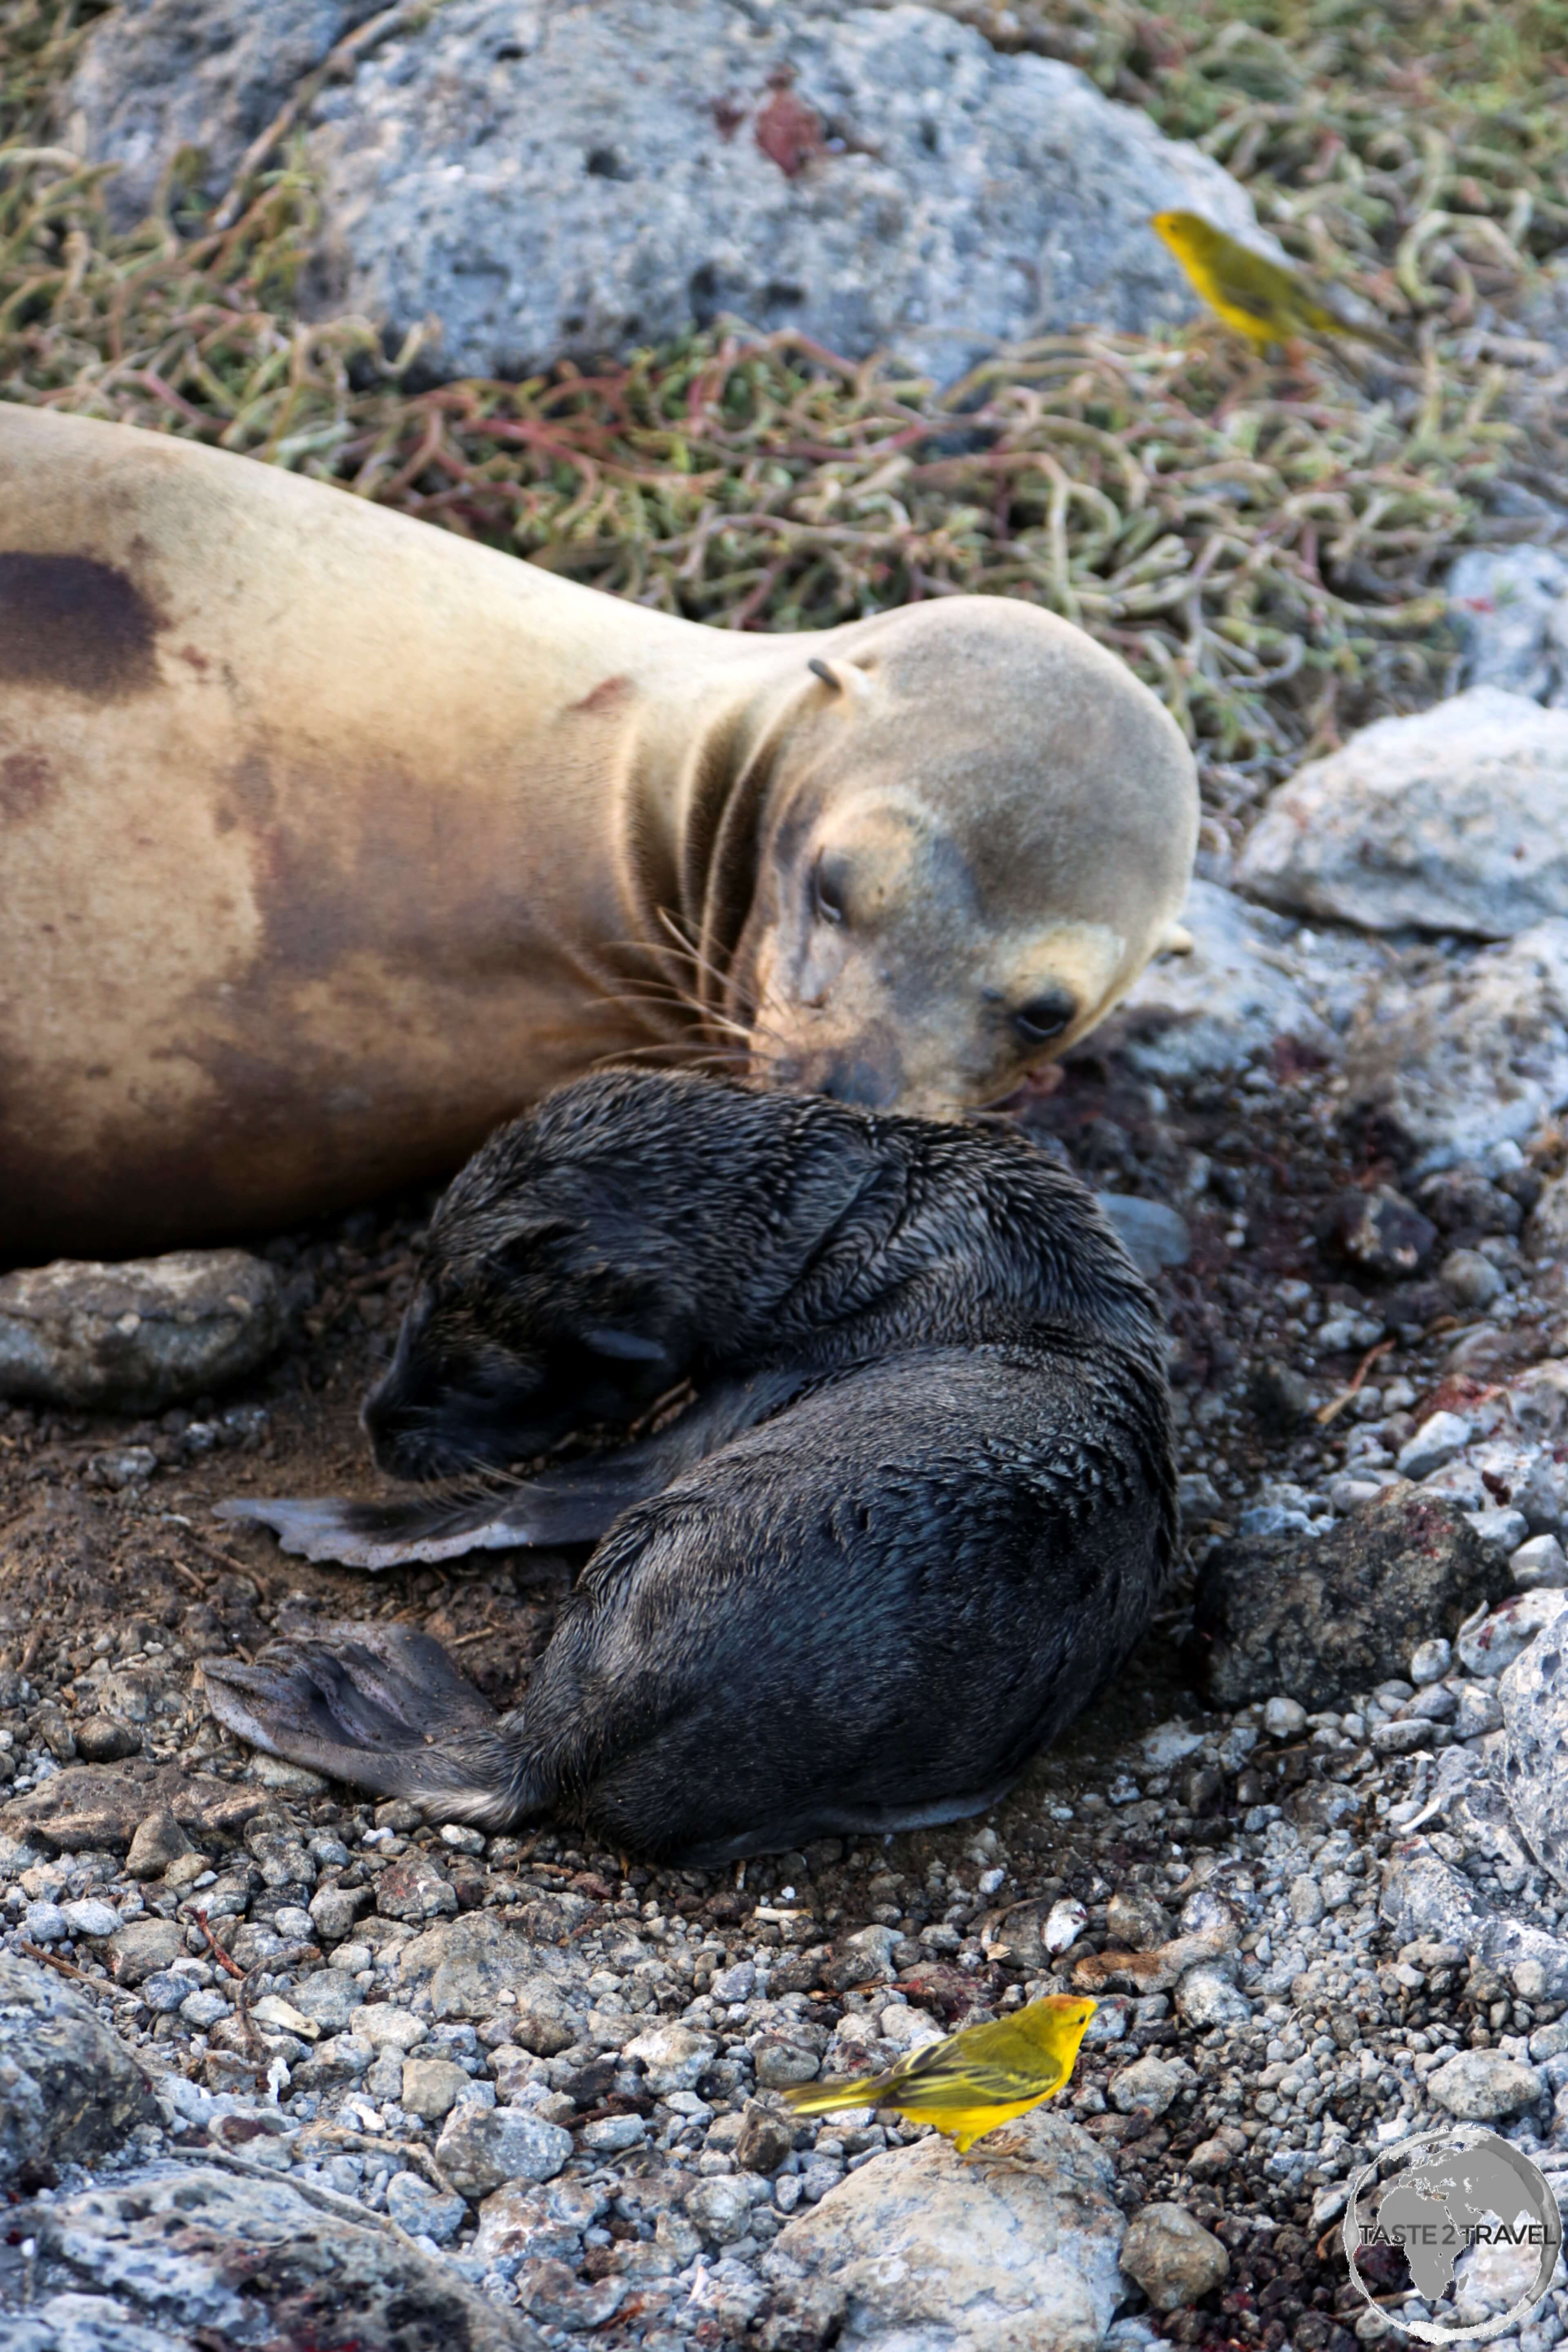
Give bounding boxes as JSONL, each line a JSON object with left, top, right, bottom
{"left": 4, "top": 936, "right": 1568, "bottom": 2351}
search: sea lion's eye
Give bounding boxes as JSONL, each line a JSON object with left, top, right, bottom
{"left": 1013, "top": 989, "right": 1076, "bottom": 1044}
{"left": 813, "top": 855, "right": 849, "bottom": 926}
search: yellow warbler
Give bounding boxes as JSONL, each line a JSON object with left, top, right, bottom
{"left": 1150, "top": 210, "right": 1402, "bottom": 356}
{"left": 781, "top": 1993, "right": 1097, "bottom": 2155}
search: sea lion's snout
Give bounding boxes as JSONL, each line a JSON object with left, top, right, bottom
{"left": 361, "top": 1326, "right": 553, "bottom": 1481}
{"left": 773, "top": 1044, "right": 905, "bottom": 1113}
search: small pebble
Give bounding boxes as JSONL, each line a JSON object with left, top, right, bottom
{"left": 1263, "top": 1695, "right": 1307, "bottom": 1740}
{"left": 1396, "top": 1411, "right": 1473, "bottom": 1481}
{"left": 1511, "top": 1533, "right": 1568, "bottom": 1590}
{"left": 1438, "top": 1248, "right": 1504, "bottom": 1310}
{"left": 1121, "top": 2204, "right": 1230, "bottom": 2313}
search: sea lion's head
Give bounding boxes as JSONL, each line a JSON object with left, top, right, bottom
{"left": 360, "top": 1071, "right": 869, "bottom": 1478}
{"left": 362, "top": 1153, "right": 688, "bottom": 1479}
{"left": 727, "top": 598, "right": 1198, "bottom": 1117}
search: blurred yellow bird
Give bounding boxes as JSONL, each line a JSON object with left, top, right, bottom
{"left": 781, "top": 1993, "right": 1097, "bottom": 2155}
{"left": 1150, "top": 209, "right": 1401, "bottom": 356}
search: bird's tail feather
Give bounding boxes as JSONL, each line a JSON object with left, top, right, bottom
{"left": 781, "top": 2071, "right": 891, "bottom": 2118}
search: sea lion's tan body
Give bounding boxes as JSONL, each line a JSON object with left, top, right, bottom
{"left": 0, "top": 405, "right": 1198, "bottom": 1263}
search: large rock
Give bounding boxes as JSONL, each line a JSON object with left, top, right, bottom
{"left": 762, "top": 2107, "right": 1126, "bottom": 2352}
{"left": 1427, "top": 2049, "right": 1545, "bottom": 2121}
{"left": 394, "top": 1910, "right": 587, "bottom": 2020}
{"left": 10, "top": 2161, "right": 541, "bottom": 2348}
{"left": 107, "top": 1920, "right": 190, "bottom": 1986}
{"left": 1448, "top": 548, "right": 1568, "bottom": 708}
{"left": 2, "top": 1762, "right": 265, "bottom": 1851}
{"left": 1500, "top": 1615, "right": 1568, "bottom": 1890}
{"left": 0, "top": 1250, "right": 281, "bottom": 1411}
{"left": 1382, "top": 1840, "right": 1568, "bottom": 2000}
{"left": 1341, "top": 920, "right": 1568, "bottom": 1175}
{"left": 1237, "top": 688, "right": 1568, "bottom": 940}
{"left": 434, "top": 2103, "right": 573, "bottom": 2197}
{"left": 1195, "top": 1483, "right": 1505, "bottom": 1710}
{"left": 70, "top": 0, "right": 1257, "bottom": 383}
{"left": 1104, "top": 879, "right": 1339, "bottom": 1081}
{"left": 0, "top": 1953, "right": 156, "bottom": 2186}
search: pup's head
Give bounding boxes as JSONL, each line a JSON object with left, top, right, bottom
{"left": 363, "top": 1088, "right": 700, "bottom": 1479}
{"left": 361, "top": 1070, "right": 872, "bottom": 1480}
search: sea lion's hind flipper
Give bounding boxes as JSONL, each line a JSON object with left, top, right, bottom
{"left": 201, "top": 1625, "right": 536, "bottom": 1826}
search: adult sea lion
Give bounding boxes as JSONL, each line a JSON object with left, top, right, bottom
{"left": 0, "top": 405, "right": 1198, "bottom": 1265}
{"left": 206, "top": 1069, "right": 1176, "bottom": 1864}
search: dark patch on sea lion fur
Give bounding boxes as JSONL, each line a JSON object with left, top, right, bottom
{"left": 209, "top": 1069, "right": 1177, "bottom": 1864}
{"left": 0, "top": 750, "right": 53, "bottom": 822}
{"left": 0, "top": 553, "right": 162, "bottom": 700}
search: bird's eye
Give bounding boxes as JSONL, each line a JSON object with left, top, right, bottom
{"left": 813, "top": 855, "right": 848, "bottom": 926}
{"left": 1013, "top": 989, "right": 1076, "bottom": 1044}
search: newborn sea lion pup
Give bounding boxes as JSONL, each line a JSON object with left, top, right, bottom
{"left": 207, "top": 1071, "right": 1176, "bottom": 1864}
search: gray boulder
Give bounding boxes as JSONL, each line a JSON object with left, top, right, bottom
{"left": 1342, "top": 920, "right": 1568, "bottom": 1174}
{"left": 70, "top": 0, "right": 1258, "bottom": 383}
{"left": 1426, "top": 2049, "right": 1545, "bottom": 2121}
{"left": 1098, "top": 1195, "right": 1192, "bottom": 1277}
{"left": 434, "top": 2103, "right": 573, "bottom": 2197}
{"left": 1237, "top": 688, "right": 1568, "bottom": 940}
{"left": 0, "top": 1953, "right": 156, "bottom": 2186}
{"left": 1501, "top": 1614, "right": 1568, "bottom": 1890}
{"left": 1449, "top": 548, "right": 1568, "bottom": 707}
{"left": 394, "top": 1908, "right": 587, "bottom": 2021}
{"left": 1103, "top": 878, "right": 1345, "bottom": 1080}
{"left": 11, "top": 2161, "right": 541, "bottom": 2348}
{"left": 0, "top": 1250, "right": 281, "bottom": 1412}
{"left": 1382, "top": 1840, "right": 1568, "bottom": 2001}
{"left": 762, "top": 2106, "right": 1126, "bottom": 2352}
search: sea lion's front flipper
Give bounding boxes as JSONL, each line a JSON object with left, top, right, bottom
{"left": 213, "top": 1492, "right": 534, "bottom": 1569}
{"left": 201, "top": 1623, "right": 530, "bottom": 1822}
{"left": 214, "top": 1463, "right": 672, "bottom": 1569}
{"left": 217, "top": 1366, "right": 815, "bottom": 1569}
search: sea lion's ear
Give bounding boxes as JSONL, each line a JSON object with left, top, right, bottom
{"left": 1158, "top": 920, "right": 1195, "bottom": 956}
{"left": 807, "top": 656, "right": 876, "bottom": 706}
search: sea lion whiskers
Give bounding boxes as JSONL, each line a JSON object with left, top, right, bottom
{"left": 652, "top": 904, "right": 795, "bottom": 1051}
{"left": 602, "top": 984, "right": 770, "bottom": 1053}
{"left": 586, "top": 1042, "right": 778, "bottom": 1085}
{"left": 597, "top": 922, "right": 792, "bottom": 1054}
{"left": 598, "top": 928, "right": 795, "bottom": 1082}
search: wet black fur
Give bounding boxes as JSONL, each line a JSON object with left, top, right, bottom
{"left": 207, "top": 1069, "right": 1177, "bottom": 1863}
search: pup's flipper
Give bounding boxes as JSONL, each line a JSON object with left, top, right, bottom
{"left": 217, "top": 1366, "right": 815, "bottom": 1569}
{"left": 201, "top": 1622, "right": 523, "bottom": 1820}
{"left": 213, "top": 1496, "right": 571, "bottom": 1571}
{"left": 215, "top": 1450, "right": 690, "bottom": 1568}
{"left": 213, "top": 1492, "right": 530, "bottom": 1569}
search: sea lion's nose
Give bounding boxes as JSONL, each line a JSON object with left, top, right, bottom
{"left": 361, "top": 1360, "right": 419, "bottom": 1465}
